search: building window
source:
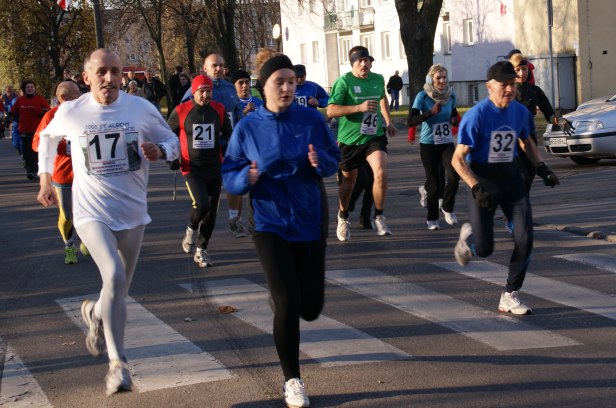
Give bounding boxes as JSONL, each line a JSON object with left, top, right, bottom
{"left": 337, "top": 0, "right": 348, "bottom": 11}
{"left": 469, "top": 84, "right": 479, "bottom": 104}
{"left": 443, "top": 13, "right": 452, "bottom": 54}
{"left": 298, "top": 0, "right": 303, "bottom": 15}
{"left": 300, "top": 43, "right": 307, "bottom": 63}
{"left": 399, "top": 32, "right": 406, "bottom": 58}
{"left": 381, "top": 32, "right": 391, "bottom": 60}
{"left": 309, "top": 0, "right": 316, "bottom": 13}
{"left": 360, "top": 33, "right": 374, "bottom": 56}
{"left": 339, "top": 37, "right": 352, "bottom": 64}
{"left": 463, "top": 18, "right": 474, "bottom": 45}
{"left": 360, "top": 0, "right": 371, "bottom": 7}
{"left": 312, "top": 41, "right": 320, "bottom": 62}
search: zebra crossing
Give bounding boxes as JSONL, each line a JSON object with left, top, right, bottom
{"left": 3, "top": 252, "right": 616, "bottom": 405}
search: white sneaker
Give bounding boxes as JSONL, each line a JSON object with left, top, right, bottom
{"left": 454, "top": 223, "right": 473, "bottom": 266}
{"left": 418, "top": 186, "right": 427, "bottom": 208}
{"left": 105, "top": 359, "right": 132, "bottom": 396}
{"left": 498, "top": 291, "right": 532, "bottom": 315}
{"left": 194, "top": 248, "right": 214, "bottom": 268}
{"left": 182, "top": 226, "right": 197, "bottom": 254}
{"left": 373, "top": 215, "right": 392, "bottom": 236}
{"left": 438, "top": 198, "right": 443, "bottom": 210}
{"left": 336, "top": 215, "right": 350, "bottom": 242}
{"left": 442, "top": 209, "right": 458, "bottom": 225}
{"left": 283, "top": 378, "right": 310, "bottom": 407}
{"left": 427, "top": 220, "right": 440, "bottom": 230}
{"left": 80, "top": 299, "right": 106, "bottom": 358}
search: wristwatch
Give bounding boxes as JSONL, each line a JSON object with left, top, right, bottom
{"left": 156, "top": 143, "right": 167, "bottom": 160}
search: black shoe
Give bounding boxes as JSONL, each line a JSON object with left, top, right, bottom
{"left": 359, "top": 217, "right": 373, "bottom": 229}
{"left": 27, "top": 172, "right": 36, "bottom": 180}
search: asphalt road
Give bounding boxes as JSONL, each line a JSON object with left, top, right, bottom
{"left": 1, "top": 127, "right": 616, "bottom": 408}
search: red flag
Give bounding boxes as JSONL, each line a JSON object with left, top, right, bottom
{"left": 57, "top": 0, "right": 71, "bottom": 11}
{"left": 500, "top": 3, "right": 507, "bottom": 17}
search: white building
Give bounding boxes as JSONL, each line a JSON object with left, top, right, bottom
{"left": 280, "top": 0, "right": 518, "bottom": 106}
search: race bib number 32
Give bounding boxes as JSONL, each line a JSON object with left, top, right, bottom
{"left": 488, "top": 130, "right": 516, "bottom": 163}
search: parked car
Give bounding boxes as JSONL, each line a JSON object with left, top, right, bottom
{"left": 542, "top": 94, "right": 616, "bottom": 165}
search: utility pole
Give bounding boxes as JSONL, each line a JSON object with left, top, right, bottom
{"left": 93, "top": 0, "right": 105, "bottom": 48}
{"left": 547, "top": 0, "right": 556, "bottom": 108}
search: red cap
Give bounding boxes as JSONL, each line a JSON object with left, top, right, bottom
{"left": 192, "top": 74, "right": 212, "bottom": 93}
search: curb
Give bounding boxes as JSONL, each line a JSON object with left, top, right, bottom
{"left": 539, "top": 223, "right": 616, "bottom": 243}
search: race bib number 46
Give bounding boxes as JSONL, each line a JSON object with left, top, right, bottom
{"left": 360, "top": 112, "right": 378, "bottom": 135}
{"left": 488, "top": 130, "right": 516, "bottom": 163}
{"left": 80, "top": 130, "right": 140, "bottom": 175}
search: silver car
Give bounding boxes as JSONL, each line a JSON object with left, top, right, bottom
{"left": 543, "top": 94, "right": 616, "bottom": 164}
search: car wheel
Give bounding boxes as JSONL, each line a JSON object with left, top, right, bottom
{"left": 570, "top": 156, "right": 601, "bottom": 165}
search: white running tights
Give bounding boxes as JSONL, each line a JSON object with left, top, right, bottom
{"left": 76, "top": 221, "right": 146, "bottom": 362}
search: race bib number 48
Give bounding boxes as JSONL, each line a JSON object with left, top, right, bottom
{"left": 488, "top": 130, "right": 516, "bottom": 163}
{"left": 432, "top": 122, "right": 453, "bottom": 144}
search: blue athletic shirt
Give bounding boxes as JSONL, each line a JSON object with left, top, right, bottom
{"left": 294, "top": 81, "right": 329, "bottom": 108}
{"left": 412, "top": 90, "right": 457, "bottom": 144}
{"left": 236, "top": 96, "right": 263, "bottom": 120}
{"left": 458, "top": 98, "right": 535, "bottom": 164}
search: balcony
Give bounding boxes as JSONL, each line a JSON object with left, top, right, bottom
{"left": 324, "top": 11, "right": 359, "bottom": 31}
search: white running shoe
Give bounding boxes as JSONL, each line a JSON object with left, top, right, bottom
{"left": 194, "top": 248, "right": 214, "bottom": 268}
{"left": 418, "top": 186, "right": 427, "bottom": 208}
{"left": 454, "top": 223, "right": 473, "bottom": 266}
{"left": 498, "top": 291, "right": 532, "bottom": 315}
{"left": 442, "top": 209, "right": 458, "bottom": 225}
{"left": 336, "top": 215, "right": 350, "bottom": 242}
{"left": 427, "top": 220, "right": 440, "bottom": 230}
{"left": 373, "top": 215, "right": 392, "bottom": 236}
{"left": 283, "top": 378, "right": 310, "bottom": 407}
{"left": 80, "top": 299, "right": 105, "bottom": 358}
{"left": 105, "top": 359, "right": 132, "bottom": 396}
{"left": 182, "top": 226, "right": 197, "bottom": 254}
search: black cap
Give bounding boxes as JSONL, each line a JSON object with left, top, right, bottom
{"left": 506, "top": 48, "right": 522, "bottom": 59}
{"left": 487, "top": 61, "right": 516, "bottom": 82}
{"left": 229, "top": 69, "right": 251, "bottom": 84}
{"left": 294, "top": 64, "right": 307, "bottom": 76}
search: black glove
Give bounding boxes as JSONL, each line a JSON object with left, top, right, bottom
{"left": 536, "top": 162, "right": 559, "bottom": 187}
{"left": 168, "top": 159, "right": 180, "bottom": 171}
{"left": 557, "top": 117, "right": 575, "bottom": 136}
{"left": 472, "top": 184, "right": 492, "bottom": 209}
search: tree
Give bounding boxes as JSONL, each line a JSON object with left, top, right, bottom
{"left": 203, "top": 0, "right": 239, "bottom": 73}
{"left": 395, "top": 0, "right": 443, "bottom": 103}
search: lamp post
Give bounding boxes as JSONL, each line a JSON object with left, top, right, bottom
{"left": 547, "top": 0, "right": 556, "bottom": 108}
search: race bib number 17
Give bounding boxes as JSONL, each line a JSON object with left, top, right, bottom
{"left": 80, "top": 130, "right": 136, "bottom": 175}
{"left": 488, "top": 130, "right": 516, "bottom": 163}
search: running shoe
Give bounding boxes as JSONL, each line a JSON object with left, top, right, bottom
{"left": 79, "top": 242, "right": 90, "bottom": 256}
{"left": 182, "top": 226, "right": 196, "bottom": 254}
{"left": 427, "top": 220, "right": 440, "bottom": 230}
{"left": 359, "top": 216, "right": 373, "bottom": 229}
{"left": 442, "top": 209, "right": 458, "bottom": 225}
{"left": 105, "top": 359, "right": 132, "bottom": 396}
{"left": 64, "top": 247, "right": 78, "bottom": 264}
{"left": 228, "top": 216, "right": 247, "bottom": 238}
{"left": 498, "top": 291, "right": 532, "bottom": 315}
{"left": 438, "top": 198, "right": 443, "bottom": 210}
{"left": 373, "top": 215, "right": 392, "bottom": 236}
{"left": 80, "top": 299, "right": 106, "bottom": 358}
{"left": 194, "top": 248, "right": 214, "bottom": 268}
{"left": 283, "top": 378, "right": 310, "bottom": 407}
{"left": 418, "top": 186, "right": 427, "bottom": 208}
{"left": 454, "top": 223, "right": 473, "bottom": 267}
{"left": 336, "top": 215, "right": 350, "bottom": 242}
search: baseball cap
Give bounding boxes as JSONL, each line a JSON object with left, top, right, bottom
{"left": 487, "top": 61, "right": 516, "bottom": 82}
{"left": 192, "top": 74, "right": 212, "bottom": 93}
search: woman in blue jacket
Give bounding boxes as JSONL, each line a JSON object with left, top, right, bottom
{"left": 222, "top": 54, "right": 340, "bottom": 408}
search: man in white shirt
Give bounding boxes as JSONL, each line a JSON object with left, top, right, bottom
{"left": 36, "top": 48, "right": 180, "bottom": 396}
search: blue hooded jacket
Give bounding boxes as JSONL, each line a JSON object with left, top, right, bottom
{"left": 222, "top": 104, "right": 340, "bottom": 241}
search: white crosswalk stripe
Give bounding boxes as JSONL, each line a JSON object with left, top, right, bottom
{"left": 180, "top": 278, "right": 411, "bottom": 366}
{"left": 327, "top": 268, "right": 579, "bottom": 351}
{"left": 554, "top": 253, "right": 616, "bottom": 274}
{"left": 56, "top": 295, "right": 234, "bottom": 393}
{"left": 436, "top": 260, "right": 616, "bottom": 321}
{"left": 0, "top": 339, "right": 52, "bottom": 407}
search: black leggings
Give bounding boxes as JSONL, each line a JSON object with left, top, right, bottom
{"left": 252, "top": 232, "right": 326, "bottom": 380}
{"left": 419, "top": 143, "right": 459, "bottom": 220}
{"left": 184, "top": 172, "right": 221, "bottom": 249}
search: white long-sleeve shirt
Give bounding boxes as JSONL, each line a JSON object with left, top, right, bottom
{"left": 38, "top": 92, "right": 180, "bottom": 230}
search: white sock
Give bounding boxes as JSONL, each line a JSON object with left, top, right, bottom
{"left": 229, "top": 209, "right": 239, "bottom": 219}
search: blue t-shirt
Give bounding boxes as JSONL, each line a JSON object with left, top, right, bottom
{"left": 236, "top": 96, "right": 263, "bottom": 120}
{"left": 295, "top": 81, "right": 329, "bottom": 108}
{"left": 412, "top": 90, "right": 456, "bottom": 144}
{"left": 458, "top": 98, "right": 534, "bottom": 164}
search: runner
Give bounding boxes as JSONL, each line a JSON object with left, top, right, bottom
{"left": 168, "top": 74, "right": 232, "bottom": 267}
{"left": 452, "top": 61, "right": 559, "bottom": 315}
{"left": 222, "top": 54, "right": 340, "bottom": 408}
{"left": 293, "top": 64, "right": 329, "bottom": 109}
{"left": 33, "top": 80, "right": 88, "bottom": 264}
{"left": 327, "top": 45, "right": 396, "bottom": 241}
{"left": 408, "top": 64, "right": 460, "bottom": 230}
{"left": 36, "top": 49, "right": 179, "bottom": 395}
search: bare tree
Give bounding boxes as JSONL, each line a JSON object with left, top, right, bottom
{"left": 396, "top": 0, "right": 443, "bottom": 103}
